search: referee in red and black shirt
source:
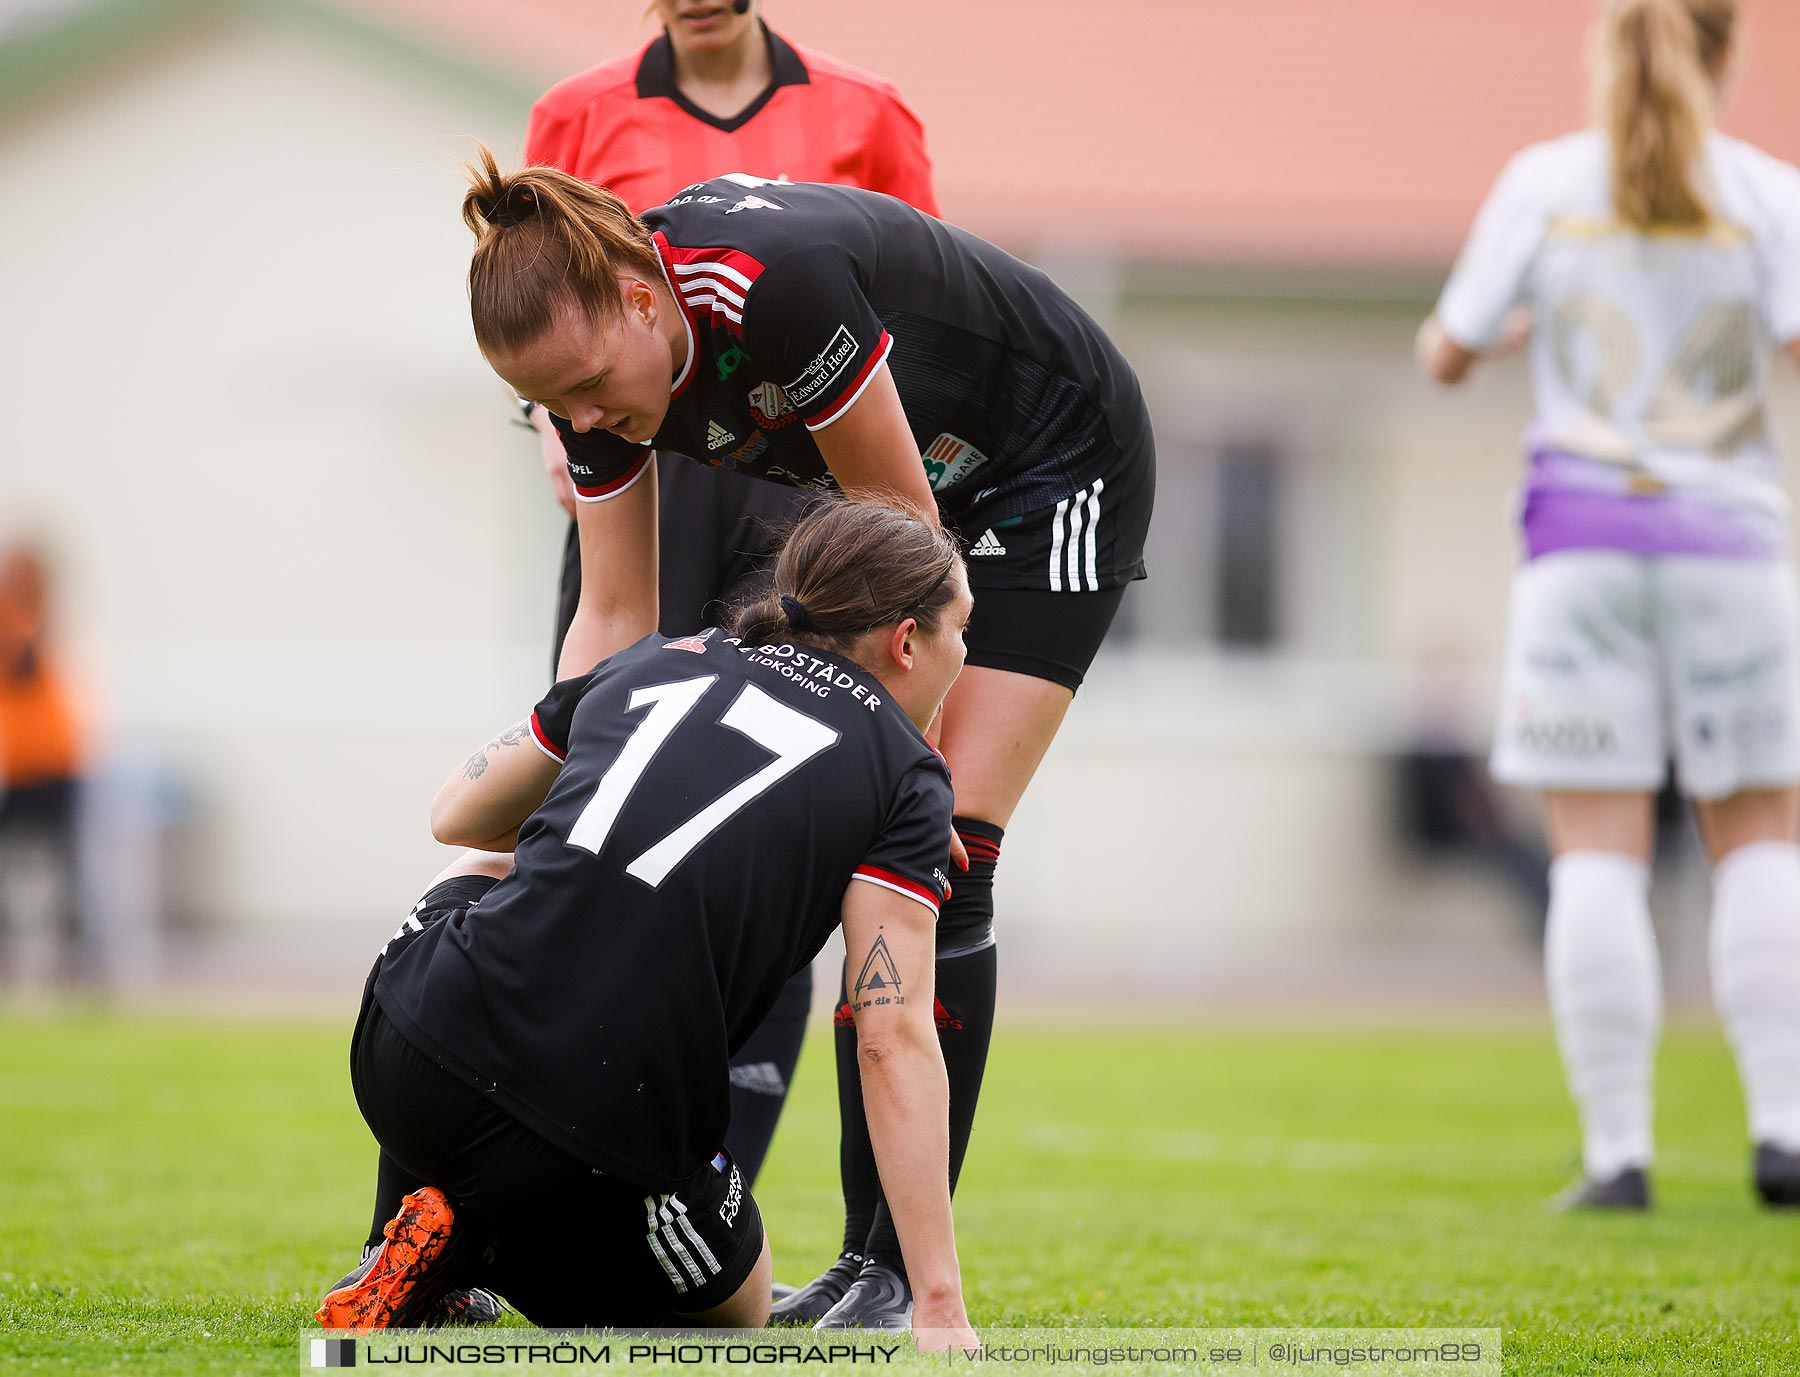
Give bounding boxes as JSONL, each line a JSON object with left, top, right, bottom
{"left": 523, "top": 0, "right": 938, "bottom": 667}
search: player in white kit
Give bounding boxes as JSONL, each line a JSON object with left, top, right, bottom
{"left": 1418, "top": 0, "right": 1800, "bottom": 1210}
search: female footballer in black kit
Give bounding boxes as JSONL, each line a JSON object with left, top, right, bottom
{"left": 523, "top": 0, "right": 942, "bottom": 1201}
{"left": 317, "top": 501, "right": 977, "bottom": 1347}
{"left": 461, "top": 149, "right": 1156, "bottom": 1328}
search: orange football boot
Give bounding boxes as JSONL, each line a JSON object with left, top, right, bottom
{"left": 315, "top": 1187, "right": 467, "bottom": 1329}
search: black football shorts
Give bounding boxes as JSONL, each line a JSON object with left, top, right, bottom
{"left": 353, "top": 877, "right": 765, "bottom": 1325}
{"left": 959, "top": 580, "right": 1127, "bottom": 692}
{"left": 953, "top": 462, "right": 1150, "bottom": 691}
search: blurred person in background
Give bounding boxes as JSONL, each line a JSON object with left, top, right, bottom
{"left": 1418, "top": 0, "right": 1800, "bottom": 1211}
{"left": 0, "top": 540, "right": 87, "bottom": 986}
{"left": 1395, "top": 641, "right": 1551, "bottom": 937}
{"left": 523, "top": 0, "right": 939, "bottom": 1204}
{"left": 459, "top": 149, "right": 1154, "bottom": 1328}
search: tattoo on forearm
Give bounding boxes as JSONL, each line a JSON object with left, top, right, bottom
{"left": 850, "top": 929, "right": 905, "bottom": 1011}
{"left": 462, "top": 723, "right": 532, "bottom": 780}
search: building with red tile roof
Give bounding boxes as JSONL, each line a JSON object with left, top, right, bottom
{"left": 4, "top": 0, "right": 1799, "bottom": 976}
{"left": 322, "top": 0, "right": 1800, "bottom": 267}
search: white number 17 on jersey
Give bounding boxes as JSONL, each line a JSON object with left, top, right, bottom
{"left": 565, "top": 674, "right": 840, "bottom": 887}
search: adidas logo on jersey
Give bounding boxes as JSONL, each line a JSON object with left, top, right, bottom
{"left": 970, "top": 529, "right": 1007, "bottom": 557}
{"left": 707, "top": 421, "right": 736, "bottom": 450}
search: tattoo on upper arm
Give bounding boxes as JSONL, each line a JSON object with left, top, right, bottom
{"left": 462, "top": 723, "right": 532, "bottom": 780}
{"left": 850, "top": 928, "right": 905, "bottom": 1012}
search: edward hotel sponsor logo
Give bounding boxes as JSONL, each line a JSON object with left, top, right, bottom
{"left": 784, "top": 327, "right": 858, "bottom": 407}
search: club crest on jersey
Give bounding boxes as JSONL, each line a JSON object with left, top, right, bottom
{"left": 663, "top": 628, "right": 716, "bottom": 655}
{"left": 706, "top": 420, "right": 736, "bottom": 450}
{"left": 747, "top": 381, "right": 798, "bottom": 430}
{"left": 921, "top": 433, "right": 991, "bottom": 492}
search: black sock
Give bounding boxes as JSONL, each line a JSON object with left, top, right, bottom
{"left": 862, "top": 942, "right": 998, "bottom": 1269}
{"left": 851, "top": 816, "right": 1004, "bottom": 1273}
{"left": 365, "top": 1149, "right": 427, "bottom": 1253}
{"left": 723, "top": 963, "right": 812, "bottom": 1186}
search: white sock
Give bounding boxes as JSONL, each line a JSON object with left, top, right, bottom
{"left": 1545, "top": 850, "right": 1661, "bottom": 1178}
{"left": 1710, "top": 841, "right": 1800, "bottom": 1152}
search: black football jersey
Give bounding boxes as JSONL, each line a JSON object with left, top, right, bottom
{"left": 373, "top": 627, "right": 953, "bottom": 1190}
{"left": 557, "top": 178, "right": 1152, "bottom": 589}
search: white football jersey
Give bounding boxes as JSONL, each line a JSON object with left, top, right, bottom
{"left": 1438, "top": 130, "right": 1800, "bottom": 510}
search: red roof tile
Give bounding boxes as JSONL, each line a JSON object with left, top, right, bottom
{"left": 327, "top": 0, "right": 1800, "bottom": 267}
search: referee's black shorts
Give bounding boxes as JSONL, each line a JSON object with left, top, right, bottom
{"left": 351, "top": 877, "right": 764, "bottom": 1326}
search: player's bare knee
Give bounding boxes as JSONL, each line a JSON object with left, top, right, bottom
{"left": 673, "top": 1230, "right": 770, "bottom": 1327}
{"left": 1544, "top": 791, "right": 1655, "bottom": 862}
{"left": 730, "top": 1234, "right": 773, "bottom": 1327}
{"left": 1697, "top": 787, "right": 1800, "bottom": 866}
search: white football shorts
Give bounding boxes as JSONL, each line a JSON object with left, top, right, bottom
{"left": 1491, "top": 551, "right": 1800, "bottom": 800}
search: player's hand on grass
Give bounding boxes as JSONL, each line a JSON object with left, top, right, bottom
{"left": 912, "top": 1296, "right": 980, "bottom": 1356}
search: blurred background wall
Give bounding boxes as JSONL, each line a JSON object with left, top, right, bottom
{"left": 3, "top": 0, "right": 1797, "bottom": 1002}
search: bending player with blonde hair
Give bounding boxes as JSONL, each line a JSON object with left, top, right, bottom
{"left": 1419, "top": 0, "right": 1800, "bottom": 1209}
{"left": 454, "top": 142, "right": 1155, "bottom": 1326}
{"left": 524, "top": 0, "right": 940, "bottom": 1217}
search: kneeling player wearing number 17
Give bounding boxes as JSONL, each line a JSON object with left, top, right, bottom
{"left": 461, "top": 144, "right": 1156, "bottom": 1327}
{"left": 316, "top": 500, "right": 978, "bottom": 1347}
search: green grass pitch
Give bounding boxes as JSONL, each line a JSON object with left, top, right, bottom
{"left": 1, "top": 1011, "right": 1796, "bottom": 1375}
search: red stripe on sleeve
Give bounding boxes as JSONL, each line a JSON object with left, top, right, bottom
{"left": 574, "top": 452, "right": 652, "bottom": 502}
{"left": 804, "top": 331, "right": 893, "bottom": 430}
{"left": 529, "top": 711, "right": 567, "bottom": 762}
{"left": 853, "top": 864, "right": 943, "bottom": 912}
